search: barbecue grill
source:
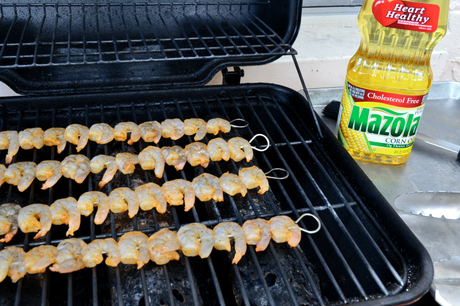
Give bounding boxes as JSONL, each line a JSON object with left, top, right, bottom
{"left": 0, "top": 1, "right": 433, "bottom": 305}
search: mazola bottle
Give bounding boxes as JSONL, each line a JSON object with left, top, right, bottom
{"left": 337, "top": 0, "right": 449, "bottom": 165}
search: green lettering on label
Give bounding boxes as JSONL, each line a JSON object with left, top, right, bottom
{"left": 348, "top": 105, "right": 369, "bottom": 132}
{"left": 380, "top": 116, "right": 393, "bottom": 136}
{"left": 367, "top": 114, "right": 382, "bottom": 134}
{"left": 403, "top": 114, "right": 414, "bottom": 137}
{"left": 409, "top": 117, "right": 421, "bottom": 136}
{"left": 391, "top": 117, "right": 405, "bottom": 137}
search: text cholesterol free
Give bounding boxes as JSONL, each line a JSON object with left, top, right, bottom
{"left": 386, "top": 4, "right": 430, "bottom": 24}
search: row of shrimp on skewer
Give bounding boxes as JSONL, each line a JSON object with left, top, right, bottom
{"left": 0, "top": 166, "right": 280, "bottom": 243}
{"left": 0, "top": 135, "right": 268, "bottom": 191}
{"left": 0, "top": 118, "right": 246, "bottom": 164}
{"left": 0, "top": 215, "right": 318, "bottom": 284}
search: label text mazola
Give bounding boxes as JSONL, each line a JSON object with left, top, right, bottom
{"left": 347, "top": 105, "right": 420, "bottom": 138}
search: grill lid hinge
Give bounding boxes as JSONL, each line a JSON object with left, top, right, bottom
{"left": 221, "top": 67, "right": 244, "bottom": 85}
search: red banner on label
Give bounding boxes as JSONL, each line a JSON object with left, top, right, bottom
{"left": 372, "top": 0, "right": 439, "bottom": 33}
{"left": 347, "top": 83, "right": 426, "bottom": 107}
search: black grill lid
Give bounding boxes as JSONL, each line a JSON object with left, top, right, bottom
{"left": 0, "top": 0, "right": 301, "bottom": 95}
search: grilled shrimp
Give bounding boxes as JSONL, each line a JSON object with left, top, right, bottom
{"left": 65, "top": 124, "right": 90, "bottom": 152}
{"left": 49, "top": 238, "right": 87, "bottom": 273}
{"left": 162, "top": 179, "right": 195, "bottom": 212}
{"left": 19, "top": 127, "right": 44, "bottom": 150}
{"left": 184, "top": 142, "right": 210, "bottom": 168}
{"left": 0, "top": 204, "right": 21, "bottom": 243}
{"left": 61, "top": 154, "right": 91, "bottom": 184}
{"left": 82, "top": 238, "right": 121, "bottom": 268}
{"left": 177, "top": 223, "right": 214, "bottom": 258}
{"left": 0, "top": 247, "right": 26, "bottom": 283}
{"left": 114, "top": 122, "right": 141, "bottom": 145}
{"left": 50, "top": 197, "right": 80, "bottom": 236}
{"left": 184, "top": 118, "right": 207, "bottom": 141}
{"left": 208, "top": 138, "right": 230, "bottom": 162}
{"left": 238, "top": 166, "right": 269, "bottom": 194}
{"left": 90, "top": 155, "right": 117, "bottom": 188}
{"left": 243, "top": 218, "right": 271, "bottom": 252}
{"left": 24, "top": 245, "right": 57, "bottom": 274}
{"left": 4, "top": 162, "right": 37, "bottom": 192}
{"left": 44, "top": 128, "right": 66, "bottom": 154}
{"left": 269, "top": 216, "right": 301, "bottom": 247}
{"left": 206, "top": 118, "right": 231, "bottom": 135}
{"left": 161, "top": 118, "right": 184, "bottom": 140}
{"left": 135, "top": 183, "right": 167, "bottom": 213}
{"left": 148, "top": 228, "right": 181, "bottom": 265}
{"left": 139, "top": 121, "right": 162, "bottom": 143}
{"left": 161, "top": 146, "right": 186, "bottom": 171}
{"left": 119, "top": 231, "right": 150, "bottom": 269}
{"left": 77, "top": 191, "right": 110, "bottom": 225}
{"left": 89, "top": 123, "right": 115, "bottom": 144}
{"left": 109, "top": 187, "right": 139, "bottom": 218}
{"left": 192, "top": 173, "right": 224, "bottom": 202}
{"left": 36, "top": 160, "right": 62, "bottom": 190}
{"left": 115, "top": 152, "right": 139, "bottom": 175}
{"left": 18, "top": 204, "right": 52, "bottom": 239}
{"left": 228, "top": 137, "right": 253, "bottom": 162}
{"left": 138, "top": 146, "right": 165, "bottom": 178}
{"left": 0, "top": 164, "right": 5, "bottom": 188}
{"left": 219, "top": 172, "right": 247, "bottom": 197}
{"left": 214, "top": 222, "right": 247, "bottom": 264}
{"left": 0, "top": 131, "right": 19, "bottom": 164}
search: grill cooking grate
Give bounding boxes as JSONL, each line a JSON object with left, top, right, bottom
{"left": 0, "top": 86, "right": 416, "bottom": 306}
{"left": 0, "top": 1, "right": 294, "bottom": 67}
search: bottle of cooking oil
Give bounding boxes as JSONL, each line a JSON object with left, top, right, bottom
{"left": 337, "top": 0, "right": 449, "bottom": 165}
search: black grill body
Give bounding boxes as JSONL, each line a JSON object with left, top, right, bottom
{"left": 0, "top": 0, "right": 433, "bottom": 305}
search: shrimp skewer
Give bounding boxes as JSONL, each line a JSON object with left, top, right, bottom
{"left": 161, "top": 146, "right": 186, "bottom": 171}
{"left": 89, "top": 123, "right": 115, "bottom": 144}
{"left": 238, "top": 165, "right": 269, "bottom": 194}
{"left": 139, "top": 121, "right": 162, "bottom": 143}
{"left": 90, "top": 155, "right": 118, "bottom": 188}
{"left": 161, "top": 118, "right": 184, "bottom": 140}
{"left": 0, "top": 131, "right": 19, "bottom": 164}
{"left": 114, "top": 122, "right": 141, "bottom": 145}
{"left": 228, "top": 137, "right": 253, "bottom": 163}
{"left": 82, "top": 238, "right": 121, "bottom": 267}
{"left": 50, "top": 197, "right": 81, "bottom": 236}
{"left": 18, "top": 204, "right": 52, "bottom": 239}
{"left": 184, "top": 118, "right": 207, "bottom": 141}
{"left": 0, "top": 247, "right": 26, "bottom": 283}
{"left": 65, "top": 124, "right": 89, "bottom": 152}
{"left": 219, "top": 172, "right": 247, "bottom": 197}
{"left": 147, "top": 228, "right": 181, "bottom": 265}
{"left": 24, "top": 245, "right": 57, "bottom": 274}
{"left": 19, "top": 127, "right": 44, "bottom": 150}
{"left": 115, "top": 152, "right": 139, "bottom": 175}
{"left": 138, "top": 146, "right": 165, "bottom": 178}
{"left": 0, "top": 164, "right": 5, "bottom": 187}
{"left": 177, "top": 223, "right": 214, "bottom": 259}
{"left": 36, "top": 160, "right": 62, "bottom": 190}
{"left": 184, "top": 142, "right": 210, "bottom": 168}
{"left": 206, "top": 118, "right": 231, "bottom": 135}
{"left": 0, "top": 204, "right": 21, "bottom": 243}
{"left": 77, "top": 191, "right": 110, "bottom": 224}
{"left": 208, "top": 138, "right": 230, "bottom": 162}
{"left": 119, "top": 231, "right": 150, "bottom": 269}
{"left": 192, "top": 173, "right": 224, "bottom": 202}
{"left": 49, "top": 238, "right": 87, "bottom": 273}
{"left": 214, "top": 222, "right": 247, "bottom": 264}
{"left": 4, "top": 162, "right": 37, "bottom": 192}
{"left": 109, "top": 187, "right": 139, "bottom": 218}
{"left": 162, "top": 179, "right": 195, "bottom": 212}
{"left": 44, "top": 128, "right": 66, "bottom": 154}
{"left": 243, "top": 218, "right": 271, "bottom": 252}
{"left": 135, "top": 183, "right": 167, "bottom": 213}
{"left": 61, "top": 154, "right": 91, "bottom": 184}
{"left": 269, "top": 216, "right": 301, "bottom": 247}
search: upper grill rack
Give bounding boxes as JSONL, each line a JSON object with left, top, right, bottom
{"left": 0, "top": 85, "right": 426, "bottom": 306}
{"left": 0, "top": 1, "right": 294, "bottom": 68}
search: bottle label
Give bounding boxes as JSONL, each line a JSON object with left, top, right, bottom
{"left": 338, "top": 81, "right": 427, "bottom": 156}
{"left": 372, "top": 0, "right": 440, "bottom": 33}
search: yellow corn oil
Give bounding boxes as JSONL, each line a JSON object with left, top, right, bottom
{"left": 337, "top": 0, "right": 449, "bottom": 165}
